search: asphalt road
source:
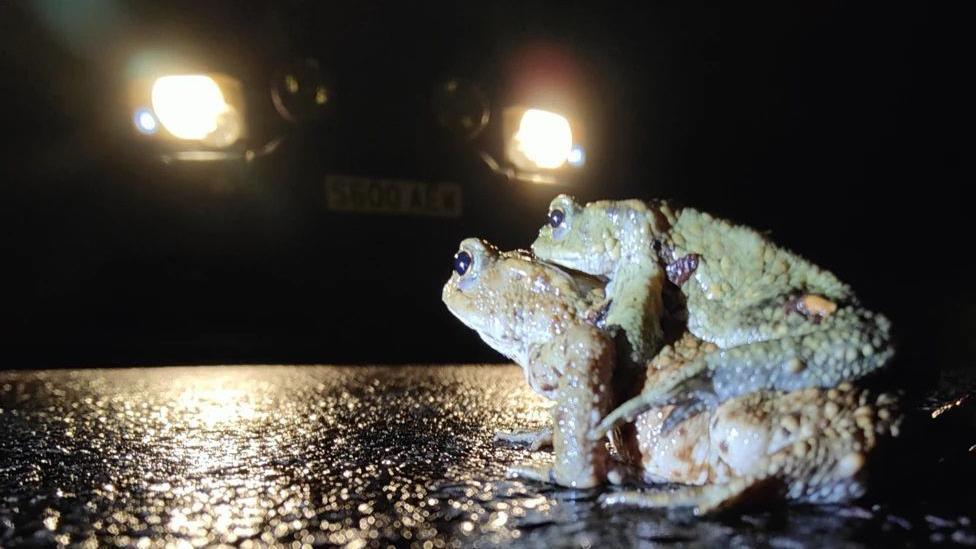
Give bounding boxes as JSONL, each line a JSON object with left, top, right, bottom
{"left": 1, "top": 365, "right": 974, "bottom": 547}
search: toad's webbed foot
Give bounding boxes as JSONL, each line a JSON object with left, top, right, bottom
{"left": 589, "top": 359, "right": 708, "bottom": 441}
{"left": 590, "top": 368, "right": 717, "bottom": 439}
{"left": 600, "top": 476, "right": 784, "bottom": 515}
{"left": 507, "top": 462, "right": 608, "bottom": 489}
{"left": 494, "top": 428, "right": 553, "bottom": 450}
{"left": 506, "top": 463, "right": 556, "bottom": 484}
{"left": 658, "top": 375, "right": 720, "bottom": 435}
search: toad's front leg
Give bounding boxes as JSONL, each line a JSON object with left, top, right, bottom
{"left": 599, "top": 260, "right": 667, "bottom": 365}
{"left": 508, "top": 325, "right": 616, "bottom": 489}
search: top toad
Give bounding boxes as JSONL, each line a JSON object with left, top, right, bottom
{"left": 532, "top": 195, "right": 894, "bottom": 429}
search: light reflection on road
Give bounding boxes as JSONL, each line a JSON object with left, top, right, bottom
{"left": 1, "top": 366, "right": 583, "bottom": 547}
{"left": 2, "top": 365, "right": 972, "bottom": 547}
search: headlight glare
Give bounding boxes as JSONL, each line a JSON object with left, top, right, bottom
{"left": 513, "top": 109, "right": 572, "bottom": 169}
{"left": 151, "top": 75, "right": 232, "bottom": 141}
{"left": 503, "top": 107, "right": 583, "bottom": 173}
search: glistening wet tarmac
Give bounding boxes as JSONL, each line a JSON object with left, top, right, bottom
{"left": 1, "top": 365, "right": 974, "bottom": 547}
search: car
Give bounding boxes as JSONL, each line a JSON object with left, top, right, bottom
{"left": 0, "top": 1, "right": 968, "bottom": 371}
{"left": 1, "top": 1, "right": 616, "bottom": 366}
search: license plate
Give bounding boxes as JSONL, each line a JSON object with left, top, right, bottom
{"left": 324, "top": 175, "right": 462, "bottom": 218}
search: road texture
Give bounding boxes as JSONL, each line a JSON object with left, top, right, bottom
{"left": 1, "top": 365, "right": 974, "bottom": 547}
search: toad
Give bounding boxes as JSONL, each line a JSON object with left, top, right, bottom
{"left": 532, "top": 195, "right": 895, "bottom": 431}
{"left": 442, "top": 239, "right": 901, "bottom": 513}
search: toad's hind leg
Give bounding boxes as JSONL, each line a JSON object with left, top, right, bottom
{"left": 594, "top": 316, "right": 895, "bottom": 439}
{"left": 600, "top": 476, "right": 785, "bottom": 515}
{"left": 705, "top": 322, "right": 893, "bottom": 403}
{"left": 689, "top": 301, "right": 894, "bottom": 398}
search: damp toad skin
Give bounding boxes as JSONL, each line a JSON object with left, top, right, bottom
{"left": 603, "top": 332, "right": 901, "bottom": 514}
{"left": 532, "top": 195, "right": 894, "bottom": 429}
{"left": 443, "top": 238, "right": 613, "bottom": 489}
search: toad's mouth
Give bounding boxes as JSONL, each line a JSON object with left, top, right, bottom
{"left": 531, "top": 244, "right": 584, "bottom": 267}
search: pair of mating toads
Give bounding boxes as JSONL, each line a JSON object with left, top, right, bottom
{"left": 442, "top": 195, "right": 900, "bottom": 514}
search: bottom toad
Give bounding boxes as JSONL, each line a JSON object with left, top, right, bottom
{"left": 442, "top": 238, "right": 901, "bottom": 515}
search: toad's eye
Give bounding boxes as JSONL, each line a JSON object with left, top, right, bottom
{"left": 548, "top": 209, "right": 565, "bottom": 228}
{"left": 453, "top": 250, "right": 473, "bottom": 276}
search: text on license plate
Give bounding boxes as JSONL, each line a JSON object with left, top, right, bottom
{"left": 324, "top": 175, "right": 462, "bottom": 218}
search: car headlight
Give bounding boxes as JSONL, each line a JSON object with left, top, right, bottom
{"left": 129, "top": 72, "right": 245, "bottom": 149}
{"left": 503, "top": 107, "right": 585, "bottom": 171}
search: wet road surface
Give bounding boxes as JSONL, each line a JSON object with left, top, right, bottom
{"left": 1, "top": 365, "right": 974, "bottom": 547}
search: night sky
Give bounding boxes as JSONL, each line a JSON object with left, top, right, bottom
{"left": 0, "top": 2, "right": 971, "bottom": 374}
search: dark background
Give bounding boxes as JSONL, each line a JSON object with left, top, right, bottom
{"left": 0, "top": 1, "right": 971, "bottom": 374}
